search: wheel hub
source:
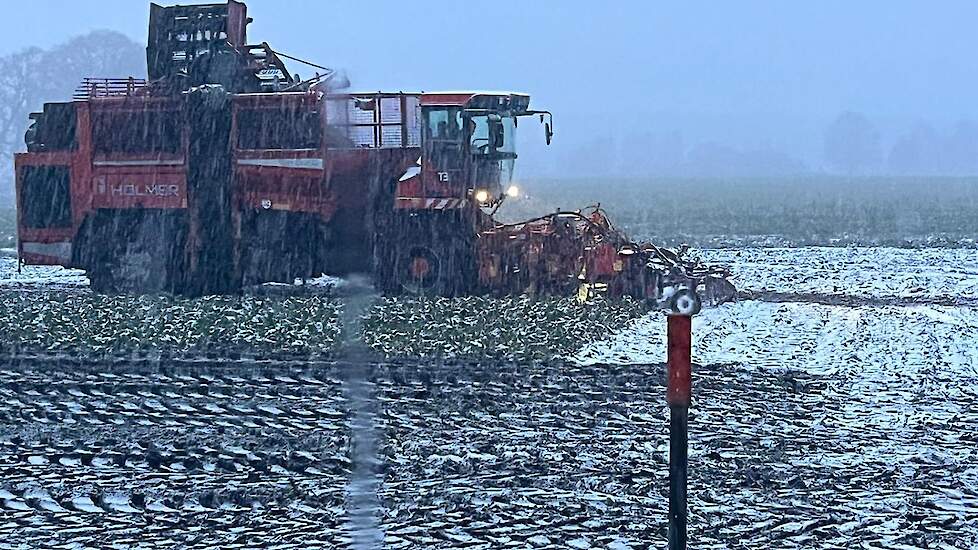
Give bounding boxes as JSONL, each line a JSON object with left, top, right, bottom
{"left": 401, "top": 246, "right": 440, "bottom": 293}
{"left": 408, "top": 256, "right": 431, "bottom": 279}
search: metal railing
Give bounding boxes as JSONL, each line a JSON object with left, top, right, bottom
{"left": 73, "top": 78, "right": 148, "bottom": 100}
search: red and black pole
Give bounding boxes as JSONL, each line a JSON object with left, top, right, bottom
{"left": 667, "top": 314, "right": 692, "bottom": 550}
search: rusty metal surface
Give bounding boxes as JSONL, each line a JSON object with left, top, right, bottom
{"left": 477, "top": 207, "right": 732, "bottom": 307}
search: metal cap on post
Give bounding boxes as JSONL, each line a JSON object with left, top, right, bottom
{"left": 667, "top": 314, "right": 692, "bottom": 550}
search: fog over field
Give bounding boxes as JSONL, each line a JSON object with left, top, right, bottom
{"left": 4, "top": 0, "right": 978, "bottom": 205}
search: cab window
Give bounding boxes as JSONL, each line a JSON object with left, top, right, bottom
{"left": 424, "top": 107, "right": 462, "bottom": 141}
{"left": 422, "top": 107, "right": 464, "bottom": 171}
{"left": 19, "top": 166, "right": 72, "bottom": 229}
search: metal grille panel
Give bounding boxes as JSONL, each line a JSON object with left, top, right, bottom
{"left": 325, "top": 94, "right": 421, "bottom": 149}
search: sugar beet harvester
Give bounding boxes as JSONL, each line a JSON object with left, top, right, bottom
{"left": 14, "top": 0, "right": 734, "bottom": 314}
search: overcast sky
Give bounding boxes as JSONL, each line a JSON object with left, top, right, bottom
{"left": 2, "top": 1, "right": 976, "bottom": 174}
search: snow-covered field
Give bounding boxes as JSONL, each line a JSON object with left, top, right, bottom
{"left": 572, "top": 247, "right": 978, "bottom": 547}
{"left": 577, "top": 301, "right": 978, "bottom": 370}
{"left": 0, "top": 255, "right": 87, "bottom": 289}
{"left": 704, "top": 246, "right": 978, "bottom": 301}
{"left": 0, "top": 246, "right": 976, "bottom": 547}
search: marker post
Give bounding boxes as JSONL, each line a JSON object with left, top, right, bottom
{"left": 667, "top": 314, "right": 692, "bottom": 550}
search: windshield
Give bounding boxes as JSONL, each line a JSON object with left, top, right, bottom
{"left": 466, "top": 113, "right": 516, "bottom": 187}
{"left": 466, "top": 113, "right": 516, "bottom": 157}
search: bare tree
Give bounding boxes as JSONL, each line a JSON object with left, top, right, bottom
{"left": 0, "top": 31, "right": 143, "bottom": 204}
{"left": 0, "top": 47, "right": 45, "bottom": 204}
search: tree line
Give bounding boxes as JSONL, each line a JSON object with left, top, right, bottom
{"left": 824, "top": 111, "right": 978, "bottom": 176}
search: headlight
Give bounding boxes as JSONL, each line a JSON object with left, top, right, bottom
{"left": 505, "top": 185, "right": 519, "bottom": 198}
{"left": 474, "top": 189, "right": 490, "bottom": 203}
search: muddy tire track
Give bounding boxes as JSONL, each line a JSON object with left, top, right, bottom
{"left": 0, "top": 358, "right": 975, "bottom": 548}
{"left": 0, "top": 361, "right": 354, "bottom": 549}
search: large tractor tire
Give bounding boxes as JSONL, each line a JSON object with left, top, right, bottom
{"left": 373, "top": 210, "right": 478, "bottom": 297}
{"left": 238, "top": 210, "right": 330, "bottom": 286}
{"left": 77, "top": 210, "right": 186, "bottom": 294}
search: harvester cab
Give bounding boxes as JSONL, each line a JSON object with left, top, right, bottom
{"left": 376, "top": 91, "right": 556, "bottom": 296}
{"left": 397, "top": 92, "right": 553, "bottom": 210}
